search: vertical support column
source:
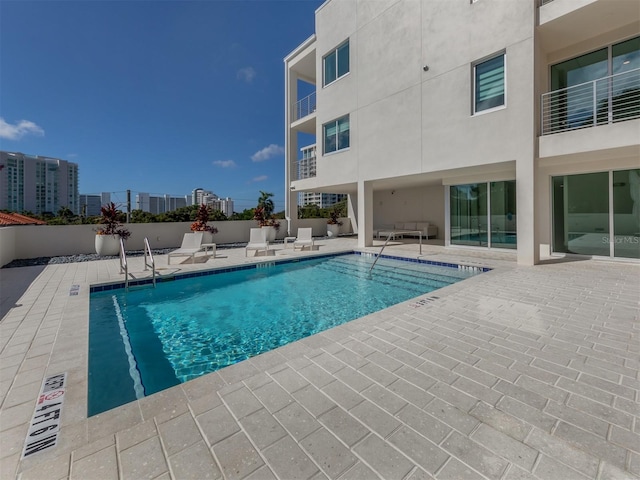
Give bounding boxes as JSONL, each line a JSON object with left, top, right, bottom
{"left": 357, "top": 180, "right": 373, "bottom": 248}
{"left": 284, "top": 65, "right": 299, "bottom": 236}
{"left": 516, "top": 157, "right": 539, "bottom": 265}
{"left": 347, "top": 193, "right": 358, "bottom": 234}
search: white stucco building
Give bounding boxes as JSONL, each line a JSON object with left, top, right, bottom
{"left": 284, "top": 0, "right": 639, "bottom": 265}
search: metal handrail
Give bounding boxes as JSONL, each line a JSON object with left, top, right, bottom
{"left": 143, "top": 237, "right": 156, "bottom": 287}
{"left": 541, "top": 68, "right": 640, "bottom": 135}
{"left": 119, "top": 237, "right": 128, "bottom": 290}
{"left": 369, "top": 230, "right": 424, "bottom": 275}
{"left": 292, "top": 91, "right": 316, "bottom": 121}
{"left": 369, "top": 233, "right": 394, "bottom": 274}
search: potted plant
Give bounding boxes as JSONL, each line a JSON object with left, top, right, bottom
{"left": 254, "top": 191, "right": 280, "bottom": 242}
{"left": 95, "top": 202, "right": 131, "bottom": 256}
{"left": 327, "top": 207, "right": 343, "bottom": 238}
{"left": 190, "top": 204, "right": 218, "bottom": 243}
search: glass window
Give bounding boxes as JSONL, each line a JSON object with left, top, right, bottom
{"left": 450, "top": 184, "right": 488, "bottom": 246}
{"left": 450, "top": 181, "right": 516, "bottom": 249}
{"left": 323, "top": 115, "right": 350, "bottom": 154}
{"left": 613, "top": 169, "right": 640, "bottom": 259}
{"left": 552, "top": 172, "right": 610, "bottom": 256}
{"left": 474, "top": 54, "right": 505, "bottom": 113}
{"left": 323, "top": 40, "right": 349, "bottom": 86}
{"left": 548, "top": 36, "right": 639, "bottom": 130}
{"left": 490, "top": 180, "right": 517, "bottom": 249}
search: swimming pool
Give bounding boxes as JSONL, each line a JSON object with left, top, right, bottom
{"left": 88, "top": 252, "right": 485, "bottom": 415}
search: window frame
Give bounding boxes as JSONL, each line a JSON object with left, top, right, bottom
{"left": 472, "top": 51, "right": 506, "bottom": 115}
{"left": 323, "top": 115, "right": 350, "bottom": 155}
{"left": 323, "top": 40, "right": 350, "bottom": 87}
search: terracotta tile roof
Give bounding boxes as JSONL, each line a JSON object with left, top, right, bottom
{"left": 0, "top": 212, "right": 47, "bottom": 226}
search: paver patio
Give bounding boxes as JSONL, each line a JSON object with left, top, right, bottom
{"left": 1, "top": 238, "right": 638, "bottom": 479}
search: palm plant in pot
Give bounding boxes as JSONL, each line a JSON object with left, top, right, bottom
{"left": 95, "top": 202, "right": 131, "bottom": 256}
{"left": 326, "top": 207, "right": 343, "bottom": 238}
{"left": 190, "top": 204, "right": 218, "bottom": 243}
{"left": 253, "top": 191, "right": 280, "bottom": 242}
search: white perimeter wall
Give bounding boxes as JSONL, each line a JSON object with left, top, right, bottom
{"left": 0, "top": 218, "right": 351, "bottom": 267}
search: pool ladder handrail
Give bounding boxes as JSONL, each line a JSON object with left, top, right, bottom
{"left": 369, "top": 233, "right": 394, "bottom": 275}
{"left": 369, "top": 230, "right": 424, "bottom": 275}
{"left": 143, "top": 237, "right": 156, "bottom": 287}
{"left": 119, "top": 237, "right": 128, "bottom": 290}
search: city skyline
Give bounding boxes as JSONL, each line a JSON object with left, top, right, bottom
{"left": 0, "top": 0, "right": 323, "bottom": 212}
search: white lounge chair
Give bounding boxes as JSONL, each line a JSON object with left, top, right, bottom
{"left": 246, "top": 228, "right": 269, "bottom": 256}
{"left": 168, "top": 232, "right": 204, "bottom": 264}
{"left": 293, "top": 227, "right": 314, "bottom": 251}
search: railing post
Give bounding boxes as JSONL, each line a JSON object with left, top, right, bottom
{"left": 593, "top": 80, "right": 597, "bottom": 127}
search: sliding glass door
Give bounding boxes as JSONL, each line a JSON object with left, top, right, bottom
{"left": 552, "top": 169, "right": 639, "bottom": 259}
{"left": 450, "top": 181, "right": 516, "bottom": 249}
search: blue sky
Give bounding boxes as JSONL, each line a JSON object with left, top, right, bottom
{"left": 0, "top": 0, "right": 322, "bottom": 212}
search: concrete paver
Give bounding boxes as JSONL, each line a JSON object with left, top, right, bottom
{"left": 0, "top": 238, "right": 638, "bottom": 479}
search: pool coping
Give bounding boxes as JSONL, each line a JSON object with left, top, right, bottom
{"left": 89, "top": 250, "right": 492, "bottom": 293}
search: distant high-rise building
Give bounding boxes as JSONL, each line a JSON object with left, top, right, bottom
{"left": 79, "top": 194, "right": 107, "bottom": 216}
{"left": 136, "top": 193, "right": 189, "bottom": 214}
{"left": 210, "top": 196, "right": 234, "bottom": 217}
{"left": 295, "top": 145, "right": 345, "bottom": 208}
{"left": 0, "top": 151, "right": 79, "bottom": 214}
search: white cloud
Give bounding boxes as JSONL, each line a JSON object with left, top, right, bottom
{"left": 237, "top": 67, "right": 256, "bottom": 83}
{"left": 0, "top": 117, "right": 44, "bottom": 140}
{"left": 251, "top": 144, "right": 284, "bottom": 162}
{"left": 252, "top": 175, "right": 268, "bottom": 182}
{"left": 213, "top": 159, "right": 236, "bottom": 168}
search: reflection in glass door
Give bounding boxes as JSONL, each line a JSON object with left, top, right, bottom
{"left": 552, "top": 169, "right": 639, "bottom": 259}
{"left": 490, "top": 181, "right": 517, "bottom": 249}
{"left": 613, "top": 169, "right": 640, "bottom": 259}
{"left": 450, "top": 184, "right": 488, "bottom": 246}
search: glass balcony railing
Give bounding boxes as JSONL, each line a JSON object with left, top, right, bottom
{"left": 541, "top": 68, "right": 640, "bottom": 135}
{"left": 292, "top": 91, "right": 316, "bottom": 122}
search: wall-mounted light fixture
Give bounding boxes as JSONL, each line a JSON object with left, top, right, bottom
{"left": 423, "top": 65, "right": 429, "bottom": 72}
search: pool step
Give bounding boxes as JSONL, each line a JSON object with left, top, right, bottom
{"left": 316, "top": 259, "right": 463, "bottom": 292}
{"left": 323, "top": 258, "right": 472, "bottom": 286}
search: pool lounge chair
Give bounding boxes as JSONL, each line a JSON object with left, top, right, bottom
{"left": 293, "top": 227, "right": 314, "bottom": 251}
{"left": 168, "top": 232, "right": 204, "bottom": 264}
{"left": 246, "top": 228, "right": 269, "bottom": 256}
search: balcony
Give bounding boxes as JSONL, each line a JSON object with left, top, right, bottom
{"left": 541, "top": 68, "right": 640, "bottom": 135}
{"left": 292, "top": 91, "right": 316, "bottom": 122}
{"left": 538, "top": 0, "right": 639, "bottom": 52}
{"left": 297, "top": 158, "right": 316, "bottom": 180}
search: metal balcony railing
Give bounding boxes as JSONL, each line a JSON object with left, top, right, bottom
{"left": 541, "top": 68, "right": 640, "bottom": 135}
{"left": 292, "top": 91, "right": 316, "bottom": 122}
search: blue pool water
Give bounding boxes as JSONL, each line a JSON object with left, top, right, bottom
{"left": 88, "top": 253, "right": 483, "bottom": 415}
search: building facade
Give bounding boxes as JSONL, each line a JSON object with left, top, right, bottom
{"left": 284, "top": 0, "right": 639, "bottom": 264}
{"left": 0, "top": 151, "right": 80, "bottom": 215}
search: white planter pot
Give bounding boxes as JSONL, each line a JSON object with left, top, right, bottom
{"left": 327, "top": 224, "right": 340, "bottom": 238}
{"left": 262, "top": 226, "right": 277, "bottom": 242}
{"left": 199, "top": 231, "right": 214, "bottom": 244}
{"left": 95, "top": 234, "right": 120, "bottom": 256}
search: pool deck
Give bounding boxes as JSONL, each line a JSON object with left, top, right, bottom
{"left": 1, "top": 238, "right": 639, "bottom": 480}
